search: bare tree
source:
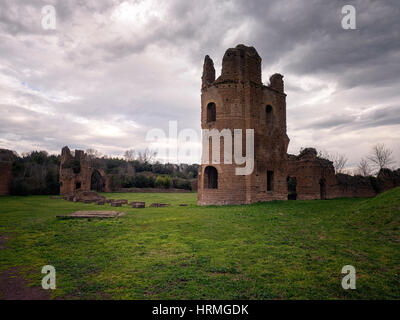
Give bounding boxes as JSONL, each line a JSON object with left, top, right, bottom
{"left": 332, "top": 153, "right": 348, "bottom": 174}
{"left": 357, "top": 158, "right": 372, "bottom": 176}
{"left": 124, "top": 149, "right": 136, "bottom": 161}
{"left": 367, "top": 143, "right": 395, "bottom": 172}
{"left": 317, "top": 149, "right": 330, "bottom": 160}
{"left": 137, "top": 148, "right": 157, "bottom": 164}
{"left": 86, "top": 148, "right": 102, "bottom": 159}
{"left": 318, "top": 150, "right": 348, "bottom": 173}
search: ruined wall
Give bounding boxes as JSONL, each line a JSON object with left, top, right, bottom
{"left": 288, "top": 148, "right": 377, "bottom": 200}
{"left": 59, "top": 146, "right": 111, "bottom": 195}
{"left": 287, "top": 148, "right": 337, "bottom": 200}
{"left": 198, "top": 44, "right": 289, "bottom": 205}
{"left": 191, "top": 179, "right": 198, "bottom": 191}
{"left": 378, "top": 169, "right": 400, "bottom": 192}
{"left": 60, "top": 147, "right": 91, "bottom": 194}
{"left": 0, "top": 149, "right": 15, "bottom": 195}
{"left": 332, "top": 174, "right": 377, "bottom": 198}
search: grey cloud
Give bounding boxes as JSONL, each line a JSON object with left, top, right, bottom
{"left": 232, "top": 0, "right": 400, "bottom": 88}
{"left": 0, "top": 0, "right": 399, "bottom": 164}
{"left": 309, "top": 105, "right": 400, "bottom": 130}
{"left": 311, "top": 115, "right": 358, "bottom": 129}
{"left": 358, "top": 105, "right": 400, "bottom": 129}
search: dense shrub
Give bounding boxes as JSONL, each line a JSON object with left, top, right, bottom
{"left": 370, "top": 176, "right": 384, "bottom": 194}
{"left": 154, "top": 175, "right": 173, "bottom": 189}
{"left": 10, "top": 151, "right": 60, "bottom": 195}
{"left": 173, "top": 178, "right": 192, "bottom": 190}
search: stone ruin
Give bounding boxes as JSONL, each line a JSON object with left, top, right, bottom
{"left": 0, "top": 149, "right": 16, "bottom": 195}
{"left": 59, "top": 146, "right": 111, "bottom": 196}
{"left": 378, "top": 169, "right": 400, "bottom": 192}
{"left": 62, "top": 190, "right": 106, "bottom": 203}
{"left": 198, "top": 45, "right": 289, "bottom": 205}
{"left": 287, "top": 148, "right": 377, "bottom": 200}
{"left": 130, "top": 201, "right": 145, "bottom": 208}
{"left": 197, "top": 44, "right": 399, "bottom": 205}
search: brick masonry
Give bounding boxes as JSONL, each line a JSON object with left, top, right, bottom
{"left": 59, "top": 146, "right": 111, "bottom": 195}
{"left": 198, "top": 45, "right": 289, "bottom": 205}
{"left": 0, "top": 149, "right": 15, "bottom": 196}
{"left": 197, "top": 45, "right": 394, "bottom": 205}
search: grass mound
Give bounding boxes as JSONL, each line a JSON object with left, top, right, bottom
{"left": 347, "top": 187, "right": 400, "bottom": 232}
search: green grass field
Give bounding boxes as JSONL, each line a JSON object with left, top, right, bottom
{"left": 1, "top": 189, "right": 399, "bottom": 299}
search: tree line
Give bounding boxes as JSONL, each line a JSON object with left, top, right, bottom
{"left": 8, "top": 144, "right": 397, "bottom": 195}
{"left": 9, "top": 149, "right": 199, "bottom": 195}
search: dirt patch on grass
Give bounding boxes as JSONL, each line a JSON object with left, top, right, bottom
{"left": 0, "top": 268, "right": 50, "bottom": 300}
{"left": 0, "top": 233, "right": 10, "bottom": 250}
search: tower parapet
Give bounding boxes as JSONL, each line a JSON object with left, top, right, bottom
{"left": 269, "top": 73, "right": 284, "bottom": 93}
{"left": 201, "top": 55, "right": 215, "bottom": 88}
{"left": 217, "top": 44, "right": 262, "bottom": 84}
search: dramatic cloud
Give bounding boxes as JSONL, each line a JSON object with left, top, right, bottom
{"left": 0, "top": 0, "right": 399, "bottom": 168}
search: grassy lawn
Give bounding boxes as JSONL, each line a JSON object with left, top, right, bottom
{"left": 0, "top": 189, "right": 399, "bottom": 299}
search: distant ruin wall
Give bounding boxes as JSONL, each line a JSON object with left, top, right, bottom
{"left": 287, "top": 149, "right": 337, "bottom": 200}
{"left": 0, "top": 162, "right": 12, "bottom": 195}
{"left": 59, "top": 146, "right": 111, "bottom": 195}
{"left": 287, "top": 148, "right": 377, "bottom": 200}
{"left": 378, "top": 169, "right": 400, "bottom": 192}
{"left": 332, "top": 174, "right": 377, "bottom": 198}
{"left": 0, "top": 149, "right": 15, "bottom": 195}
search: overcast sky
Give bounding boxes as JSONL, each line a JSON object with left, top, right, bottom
{"left": 0, "top": 0, "right": 399, "bottom": 168}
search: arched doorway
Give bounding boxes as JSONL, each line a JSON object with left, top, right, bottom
{"left": 287, "top": 176, "right": 297, "bottom": 200}
{"left": 91, "top": 170, "right": 104, "bottom": 192}
{"left": 204, "top": 166, "right": 218, "bottom": 189}
{"left": 319, "top": 178, "right": 326, "bottom": 200}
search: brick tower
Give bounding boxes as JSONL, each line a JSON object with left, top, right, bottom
{"left": 197, "top": 44, "right": 289, "bottom": 205}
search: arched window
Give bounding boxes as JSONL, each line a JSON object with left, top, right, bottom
{"left": 207, "top": 102, "right": 216, "bottom": 123}
{"left": 204, "top": 166, "right": 218, "bottom": 189}
{"left": 266, "top": 105, "right": 273, "bottom": 125}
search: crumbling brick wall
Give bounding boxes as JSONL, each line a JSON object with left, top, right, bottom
{"left": 288, "top": 148, "right": 377, "bottom": 199}
{"left": 59, "top": 146, "right": 111, "bottom": 195}
{"left": 332, "top": 173, "right": 377, "bottom": 198}
{"left": 378, "top": 168, "right": 400, "bottom": 192}
{"left": 287, "top": 148, "right": 337, "bottom": 200}
{"left": 0, "top": 149, "right": 15, "bottom": 195}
